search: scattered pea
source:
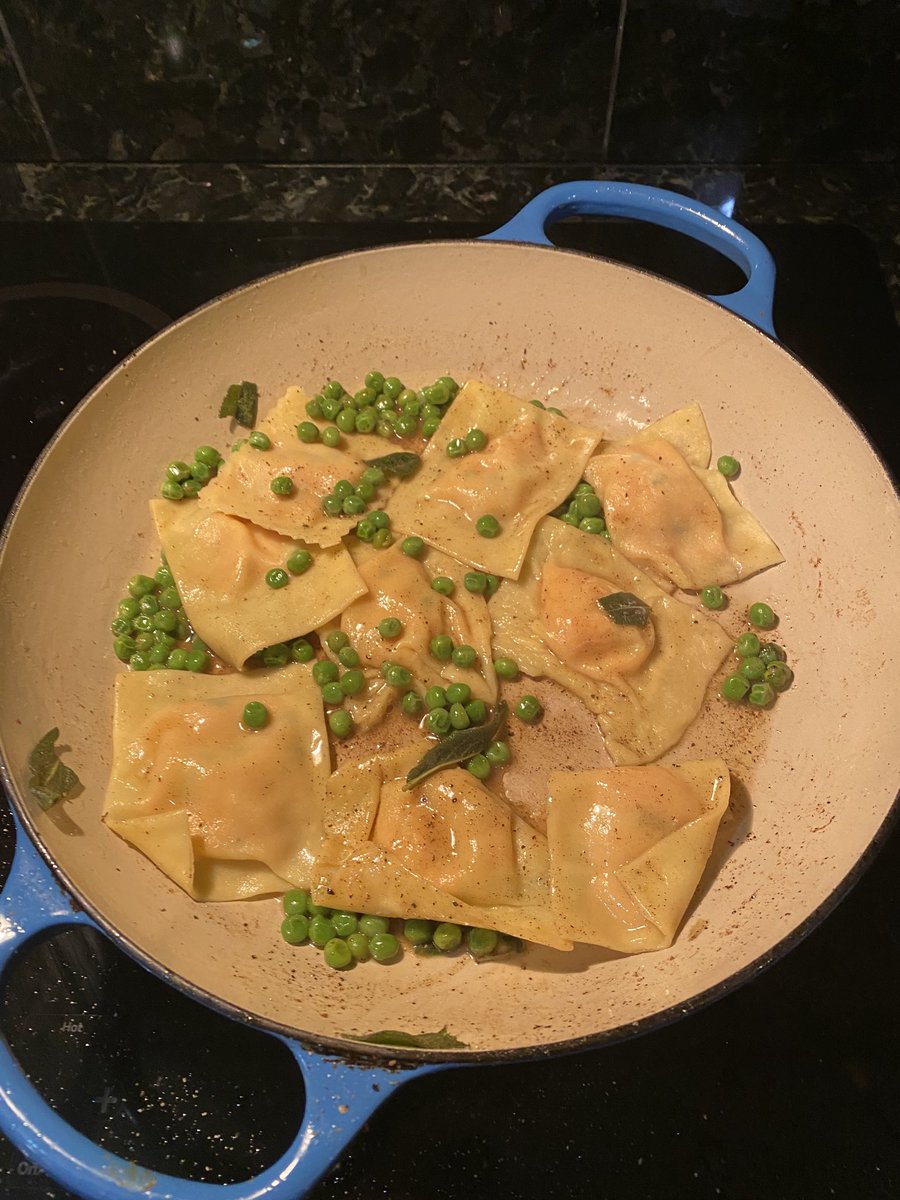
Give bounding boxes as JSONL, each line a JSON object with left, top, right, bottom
{"left": 347, "top": 933, "right": 370, "bottom": 961}
{"left": 493, "top": 656, "right": 519, "bottom": 680}
{"left": 430, "top": 634, "right": 454, "bottom": 661}
{"left": 402, "top": 690, "right": 424, "bottom": 716}
{"left": 427, "top": 707, "right": 452, "bottom": 735}
{"left": 467, "top": 928, "right": 499, "bottom": 957}
{"left": 701, "top": 586, "right": 726, "bottom": 610}
{"left": 265, "top": 568, "right": 289, "bottom": 589}
{"left": 467, "top": 753, "right": 491, "bottom": 780}
{"left": 401, "top": 536, "right": 425, "bottom": 558}
{"left": 476, "top": 514, "right": 501, "bottom": 538}
{"left": 404, "top": 919, "right": 435, "bottom": 946}
{"left": 329, "top": 710, "right": 354, "bottom": 738}
{"left": 764, "top": 662, "right": 794, "bottom": 691}
{"left": 271, "top": 475, "right": 294, "bottom": 496}
{"left": 287, "top": 549, "right": 313, "bottom": 575}
{"left": 748, "top": 681, "right": 776, "bottom": 708}
{"left": 717, "top": 454, "right": 741, "bottom": 478}
{"left": 281, "top": 915, "right": 309, "bottom": 945}
{"left": 242, "top": 701, "right": 269, "bottom": 729}
{"left": 735, "top": 632, "right": 762, "bottom": 658}
{"left": 291, "top": 637, "right": 315, "bottom": 663}
{"left": 385, "top": 664, "right": 412, "bottom": 688}
{"left": 465, "top": 428, "right": 488, "bottom": 452}
{"left": 515, "top": 695, "right": 543, "bottom": 723}
{"left": 338, "top": 645, "right": 360, "bottom": 668}
{"left": 451, "top": 644, "right": 477, "bottom": 668}
{"left": 321, "top": 425, "right": 341, "bottom": 448}
{"left": 433, "top": 922, "right": 463, "bottom": 952}
{"left": 378, "top": 617, "right": 403, "bottom": 639}
{"left": 332, "top": 911, "right": 358, "bottom": 937}
{"left": 309, "top": 915, "right": 337, "bottom": 948}
{"left": 486, "top": 740, "right": 511, "bottom": 766}
{"left": 372, "top": 529, "right": 394, "bottom": 549}
{"left": 431, "top": 576, "right": 455, "bottom": 596}
{"left": 748, "top": 602, "right": 777, "bottom": 630}
{"left": 321, "top": 681, "right": 345, "bottom": 705}
{"left": 249, "top": 431, "right": 271, "bottom": 450}
{"left": 358, "top": 915, "right": 390, "bottom": 937}
{"left": 464, "top": 571, "right": 488, "bottom": 594}
{"left": 449, "top": 702, "right": 471, "bottom": 730}
{"left": 312, "top": 660, "right": 339, "bottom": 686}
{"left": 340, "top": 669, "right": 366, "bottom": 696}
{"left": 425, "top": 686, "right": 448, "bottom": 710}
{"left": 465, "top": 699, "right": 487, "bottom": 724}
{"left": 370, "top": 933, "right": 400, "bottom": 963}
{"left": 283, "top": 889, "right": 309, "bottom": 916}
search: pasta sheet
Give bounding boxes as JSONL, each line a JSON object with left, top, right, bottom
{"left": 489, "top": 517, "right": 732, "bottom": 764}
{"left": 152, "top": 500, "right": 367, "bottom": 667}
{"left": 547, "top": 760, "right": 730, "bottom": 952}
{"left": 103, "top": 666, "right": 330, "bottom": 899}
{"left": 385, "top": 381, "right": 601, "bottom": 578}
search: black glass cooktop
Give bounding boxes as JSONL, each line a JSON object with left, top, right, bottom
{"left": 0, "top": 218, "right": 898, "bottom": 1200}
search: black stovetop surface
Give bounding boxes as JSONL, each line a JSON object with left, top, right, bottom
{"left": 0, "top": 219, "right": 898, "bottom": 1200}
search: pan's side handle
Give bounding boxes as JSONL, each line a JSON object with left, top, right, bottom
{"left": 0, "top": 818, "right": 445, "bottom": 1200}
{"left": 482, "top": 180, "right": 777, "bottom": 337}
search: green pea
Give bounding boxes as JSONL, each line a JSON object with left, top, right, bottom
{"left": 401, "top": 536, "right": 425, "bottom": 558}
{"left": 321, "top": 630, "right": 347, "bottom": 653}
{"left": 370, "top": 932, "right": 400, "bottom": 963}
{"left": 166, "top": 460, "right": 192, "bottom": 482}
{"left": 446, "top": 437, "right": 469, "bottom": 458}
{"left": 343, "top": 495, "right": 366, "bottom": 516}
{"left": 764, "top": 662, "right": 794, "bottom": 691}
{"left": 323, "top": 380, "right": 346, "bottom": 401}
{"left": 111, "top": 617, "right": 133, "bottom": 638}
{"left": 486, "top": 739, "right": 510, "bottom": 766}
{"left": 286, "top": 547, "right": 313, "bottom": 576}
{"left": 422, "top": 415, "right": 440, "bottom": 438}
{"left": 305, "top": 396, "right": 324, "bottom": 419}
{"left": 175, "top": 618, "right": 190, "bottom": 642}
{"left": 128, "top": 574, "right": 156, "bottom": 599}
{"left": 354, "top": 386, "right": 377, "bottom": 408}
{"left": 717, "top": 454, "right": 741, "bottom": 478}
{"left": 449, "top": 702, "right": 471, "bottom": 730}
{"left": 340, "top": 668, "right": 366, "bottom": 696}
{"left": 368, "top": 510, "right": 390, "bottom": 530}
{"left": 355, "top": 479, "right": 376, "bottom": 502}
{"left": 309, "top": 915, "right": 337, "bottom": 948}
{"left": 147, "top": 644, "right": 168, "bottom": 666}
{"left": 137, "top": 594, "right": 158, "bottom": 616}
{"left": 464, "top": 571, "right": 488, "bottom": 594}
{"left": 432, "top": 922, "right": 462, "bottom": 952}
{"left": 379, "top": 661, "right": 396, "bottom": 679}
{"left": 476, "top": 514, "right": 501, "bottom": 538}
{"left": 265, "top": 568, "right": 289, "bottom": 590}
{"left": 296, "top": 420, "right": 321, "bottom": 444}
{"left": 445, "top": 682, "right": 471, "bottom": 705}
{"left": 161, "top": 480, "right": 185, "bottom": 500}
{"left": 248, "top": 430, "right": 271, "bottom": 451}
{"left": 451, "top": 644, "right": 477, "bottom": 668}
{"left": 346, "top": 933, "right": 370, "bottom": 962}
{"left": 365, "top": 370, "right": 385, "bottom": 391}
{"left": 358, "top": 914, "right": 390, "bottom": 937}
{"left": 467, "top": 927, "right": 499, "bottom": 957}
{"left": 748, "top": 602, "right": 777, "bottom": 630}
{"left": 372, "top": 528, "right": 393, "bottom": 550}
{"left": 739, "top": 656, "right": 766, "bottom": 681}
{"left": 399, "top": 919, "right": 433, "bottom": 947}
{"left": 401, "top": 690, "right": 423, "bottom": 716}
{"left": 385, "top": 664, "right": 412, "bottom": 689}
{"left": 192, "top": 460, "right": 217, "bottom": 488}
{"left": 721, "top": 674, "right": 750, "bottom": 701}
{"left": 152, "top": 630, "right": 176, "bottom": 650}
{"left": 575, "top": 492, "right": 602, "bottom": 518}
{"left": 425, "top": 686, "right": 448, "bottom": 710}
{"left": 464, "top": 427, "right": 488, "bottom": 452}
{"left": 465, "top": 699, "right": 487, "bottom": 724}
{"left": 579, "top": 517, "right": 606, "bottom": 535}
{"left": 321, "top": 425, "right": 341, "bottom": 448}
{"left": 323, "top": 936, "right": 351, "bottom": 969}
{"left": 185, "top": 648, "right": 209, "bottom": 673}
{"left": 515, "top": 694, "right": 542, "bottom": 723}
{"left": 291, "top": 637, "right": 315, "bottom": 663}
{"left": 271, "top": 475, "right": 294, "bottom": 496}
{"left": 375, "top": 419, "right": 394, "bottom": 438}
{"left": 427, "top": 707, "right": 451, "bottom": 735}
{"left": 312, "top": 660, "right": 339, "bottom": 686}
{"left": 280, "top": 915, "right": 309, "bottom": 945}
{"left": 493, "top": 656, "right": 519, "bottom": 680}
{"left": 129, "top": 651, "right": 151, "bottom": 671}
{"left": 283, "top": 889, "right": 309, "bottom": 916}
{"left": 118, "top": 597, "right": 141, "bottom": 620}
{"left": 430, "top": 634, "right": 454, "bottom": 661}
{"left": 331, "top": 911, "right": 358, "bottom": 937}
{"left": 355, "top": 408, "right": 377, "bottom": 434}
{"left": 467, "top": 753, "right": 491, "bottom": 780}
{"left": 113, "top": 635, "right": 136, "bottom": 662}
{"left": 152, "top": 610, "right": 178, "bottom": 633}
{"left": 195, "top": 445, "right": 222, "bottom": 467}
{"left": 758, "top": 643, "right": 787, "bottom": 667}
{"left": 560, "top": 512, "right": 579, "bottom": 527}
{"left": 306, "top": 901, "right": 332, "bottom": 917}
{"left": 437, "top": 375, "right": 458, "bottom": 395}
{"left": 338, "top": 645, "right": 360, "bottom": 668}
{"left": 242, "top": 701, "right": 269, "bottom": 729}
{"left": 156, "top": 585, "right": 179, "bottom": 610}
{"left": 378, "top": 617, "right": 403, "bottom": 639}
{"left": 735, "top": 632, "right": 762, "bottom": 658}
{"left": 394, "top": 414, "right": 417, "bottom": 437}
{"left": 484, "top": 574, "right": 501, "bottom": 597}
{"left": 329, "top": 710, "right": 354, "bottom": 738}
{"left": 134, "top": 632, "right": 154, "bottom": 652}
{"left": 701, "top": 586, "right": 726, "bottom": 610}
{"left": 182, "top": 477, "right": 203, "bottom": 498}
{"left": 331, "top": 479, "right": 352, "bottom": 501}
{"left": 336, "top": 408, "right": 357, "bottom": 434}
{"left": 132, "top": 614, "right": 153, "bottom": 633}
{"left": 362, "top": 466, "right": 387, "bottom": 488}
{"left": 382, "top": 376, "right": 404, "bottom": 399}
{"left": 321, "top": 681, "right": 344, "bottom": 705}
{"left": 748, "top": 681, "right": 775, "bottom": 708}
{"left": 431, "top": 576, "right": 455, "bottom": 596}
{"left": 322, "top": 494, "right": 344, "bottom": 517}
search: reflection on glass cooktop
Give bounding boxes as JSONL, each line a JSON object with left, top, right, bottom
{"left": 0, "top": 220, "right": 898, "bottom": 1200}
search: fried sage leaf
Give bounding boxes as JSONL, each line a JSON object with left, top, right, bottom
{"left": 363, "top": 452, "right": 421, "bottom": 478}
{"left": 219, "top": 380, "right": 259, "bottom": 428}
{"left": 597, "top": 591, "right": 651, "bottom": 627}
{"left": 28, "top": 728, "right": 80, "bottom": 810}
{"left": 347, "top": 1026, "right": 468, "bottom": 1050}
{"left": 403, "top": 702, "right": 508, "bottom": 791}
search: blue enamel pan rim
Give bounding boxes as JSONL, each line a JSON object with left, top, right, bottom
{"left": 1, "top": 231, "right": 898, "bottom": 1069}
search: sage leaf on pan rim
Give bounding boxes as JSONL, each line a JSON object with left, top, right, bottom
{"left": 219, "top": 380, "right": 259, "bottom": 428}
{"left": 28, "top": 728, "right": 80, "bottom": 810}
{"left": 346, "top": 1027, "right": 468, "bottom": 1050}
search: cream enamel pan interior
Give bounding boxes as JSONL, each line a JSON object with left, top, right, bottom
{"left": 1, "top": 240, "right": 898, "bottom": 1058}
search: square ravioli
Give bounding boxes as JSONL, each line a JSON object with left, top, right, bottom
{"left": 547, "top": 760, "right": 730, "bottom": 952}
{"left": 384, "top": 380, "right": 602, "bottom": 579}
{"left": 489, "top": 517, "right": 733, "bottom": 764}
{"left": 103, "top": 666, "right": 330, "bottom": 900}
{"left": 314, "top": 746, "right": 571, "bottom": 950}
{"left": 152, "top": 499, "right": 367, "bottom": 667}
{"left": 585, "top": 405, "right": 783, "bottom": 591}
{"left": 199, "top": 385, "right": 400, "bottom": 546}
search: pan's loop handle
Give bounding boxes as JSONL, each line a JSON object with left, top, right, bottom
{"left": 483, "top": 180, "right": 777, "bottom": 337}
{"left": 0, "top": 814, "right": 445, "bottom": 1200}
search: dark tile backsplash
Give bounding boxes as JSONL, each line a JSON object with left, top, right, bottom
{"left": 0, "top": 0, "right": 620, "bottom": 163}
